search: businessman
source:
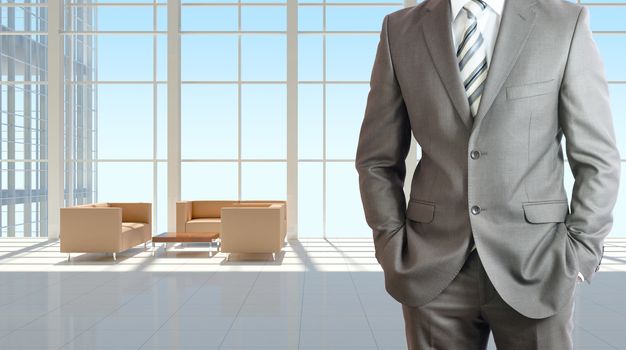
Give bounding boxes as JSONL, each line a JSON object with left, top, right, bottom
{"left": 355, "top": 0, "right": 621, "bottom": 348}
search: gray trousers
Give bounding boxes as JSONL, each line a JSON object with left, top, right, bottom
{"left": 402, "top": 249, "right": 576, "bottom": 349}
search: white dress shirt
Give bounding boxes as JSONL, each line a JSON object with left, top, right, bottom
{"left": 449, "top": 0, "right": 585, "bottom": 283}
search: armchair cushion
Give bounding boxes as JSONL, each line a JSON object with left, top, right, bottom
{"left": 186, "top": 218, "right": 221, "bottom": 233}
{"left": 122, "top": 222, "right": 148, "bottom": 233}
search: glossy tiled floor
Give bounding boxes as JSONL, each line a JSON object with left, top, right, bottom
{"left": 0, "top": 238, "right": 626, "bottom": 349}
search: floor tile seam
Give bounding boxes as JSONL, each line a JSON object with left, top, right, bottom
{"left": 0, "top": 270, "right": 123, "bottom": 343}
{"left": 53, "top": 269, "right": 180, "bottom": 350}
{"left": 296, "top": 259, "right": 309, "bottom": 350}
{"left": 578, "top": 326, "right": 622, "bottom": 349}
{"left": 0, "top": 264, "right": 72, "bottom": 288}
{"left": 588, "top": 298, "right": 626, "bottom": 318}
{"left": 216, "top": 267, "right": 265, "bottom": 349}
{"left": 347, "top": 263, "right": 381, "bottom": 350}
{"left": 0, "top": 270, "right": 85, "bottom": 313}
{"left": 0, "top": 271, "right": 132, "bottom": 349}
{"left": 136, "top": 263, "right": 238, "bottom": 349}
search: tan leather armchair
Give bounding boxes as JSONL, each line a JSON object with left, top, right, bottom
{"left": 60, "top": 202, "right": 152, "bottom": 261}
{"left": 220, "top": 202, "right": 287, "bottom": 259}
{"left": 175, "top": 200, "right": 287, "bottom": 234}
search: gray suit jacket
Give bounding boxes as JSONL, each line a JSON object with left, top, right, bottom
{"left": 355, "top": 0, "right": 621, "bottom": 319}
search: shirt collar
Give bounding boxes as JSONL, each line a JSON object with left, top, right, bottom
{"left": 450, "top": 0, "right": 505, "bottom": 19}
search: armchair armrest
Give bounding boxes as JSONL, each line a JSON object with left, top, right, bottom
{"left": 60, "top": 207, "right": 122, "bottom": 253}
{"left": 109, "top": 202, "right": 152, "bottom": 240}
{"left": 176, "top": 201, "right": 192, "bottom": 233}
{"left": 277, "top": 204, "right": 287, "bottom": 242}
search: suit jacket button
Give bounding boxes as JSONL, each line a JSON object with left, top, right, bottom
{"left": 471, "top": 206, "right": 481, "bottom": 215}
{"left": 470, "top": 150, "right": 481, "bottom": 159}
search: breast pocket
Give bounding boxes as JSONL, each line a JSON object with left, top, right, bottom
{"left": 506, "top": 78, "right": 556, "bottom": 101}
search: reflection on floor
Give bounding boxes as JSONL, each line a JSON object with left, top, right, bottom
{"left": 0, "top": 238, "right": 625, "bottom": 349}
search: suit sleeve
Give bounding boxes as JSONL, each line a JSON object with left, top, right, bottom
{"left": 355, "top": 14, "right": 412, "bottom": 265}
{"left": 559, "top": 6, "right": 622, "bottom": 284}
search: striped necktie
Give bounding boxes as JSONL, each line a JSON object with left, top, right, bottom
{"left": 456, "top": 0, "right": 489, "bottom": 118}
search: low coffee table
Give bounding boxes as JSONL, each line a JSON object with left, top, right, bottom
{"left": 152, "top": 232, "right": 220, "bottom": 256}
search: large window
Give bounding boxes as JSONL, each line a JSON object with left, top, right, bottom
{"left": 62, "top": 0, "right": 168, "bottom": 234}
{"left": 297, "top": 0, "right": 405, "bottom": 237}
{"left": 2, "top": 0, "right": 625, "bottom": 238}
{"left": 1, "top": 1, "right": 48, "bottom": 237}
{"left": 180, "top": 0, "right": 288, "bottom": 203}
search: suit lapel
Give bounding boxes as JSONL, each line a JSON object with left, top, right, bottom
{"left": 472, "top": 0, "right": 537, "bottom": 132}
{"left": 422, "top": 0, "right": 473, "bottom": 131}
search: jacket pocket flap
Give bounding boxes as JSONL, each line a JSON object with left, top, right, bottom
{"left": 506, "top": 78, "right": 555, "bottom": 100}
{"left": 522, "top": 200, "right": 569, "bottom": 223}
{"left": 406, "top": 200, "right": 435, "bottom": 223}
